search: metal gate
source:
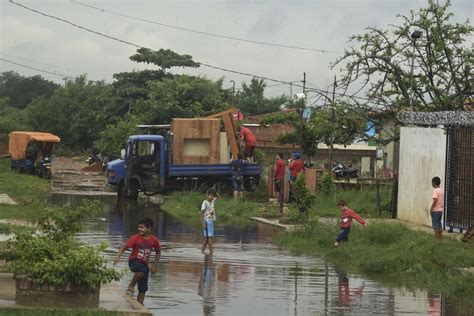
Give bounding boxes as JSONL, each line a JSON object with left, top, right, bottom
{"left": 444, "top": 127, "right": 474, "bottom": 231}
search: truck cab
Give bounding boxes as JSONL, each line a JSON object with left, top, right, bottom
{"left": 107, "top": 135, "right": 166, "bottom": 199}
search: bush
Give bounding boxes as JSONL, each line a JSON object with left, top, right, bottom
{"left": 37, "top": 200, "right": 102, "bottom": 240}
{"left": 6, "top": 200, "right": 121, "bottom": 287}
{"left": 294, "top": 173, "right": 314, "bottom": 213}
{"left": 317, "top": 173, "right": 335, "bottom": 196}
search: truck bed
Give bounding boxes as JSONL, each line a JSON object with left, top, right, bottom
{"left": 168, "top": 163, "right": 260, "bottom": 177}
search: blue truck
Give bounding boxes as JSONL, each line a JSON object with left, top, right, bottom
{"left": 106, "top": 134, "right": 261, "bottom": 199}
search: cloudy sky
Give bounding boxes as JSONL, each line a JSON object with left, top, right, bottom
{"left": 1, "top": 0, "right": 472, "bottom": 97}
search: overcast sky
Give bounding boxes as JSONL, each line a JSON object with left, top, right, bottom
{"left": 1, "top": 0, "right": 472, "bottom": 98}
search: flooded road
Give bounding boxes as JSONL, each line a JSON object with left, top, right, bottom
{"left": 50, "top": 194, "right": 470, "bottom": 315}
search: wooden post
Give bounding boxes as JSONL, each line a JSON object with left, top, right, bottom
{"left": 207, "top": 108, "right": 240, "bottom": 159}
{"left": 376, "top": 179, "right": 381, "bottom": 215}
{"left": 222, "top": 114, "right": 239, "bottom": 159}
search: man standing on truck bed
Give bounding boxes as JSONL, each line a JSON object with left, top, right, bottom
{"left": 239, "top": 125, "right": 257, "bottom": 162}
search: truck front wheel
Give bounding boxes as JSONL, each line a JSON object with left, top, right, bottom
{"left": 118, "top": 182, "right": 139, "bottom": 200}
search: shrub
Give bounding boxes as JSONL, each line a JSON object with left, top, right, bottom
{"left": 317, "top": 173, "right": 335, "bottom": 196}
{"left": 37, "top": 199, "right": 102, "bottom": 240}
{"left": 294, "top": 173, "right": 314, "bottom": 213}
{"left": 7, "top": 200, "right": 121, "bottom": 287}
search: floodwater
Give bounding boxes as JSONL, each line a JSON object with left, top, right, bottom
{"left": 50, "top": 194, "right": 472, "bottom": 316}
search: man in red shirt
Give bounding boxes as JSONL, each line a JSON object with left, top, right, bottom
{"left": 273, "top": 153, "right": 285, "bottom": 202}
{"left": 334, "top": 199, "right": 367, "bottom": 247}
{"left": 288, "top": 152, "right": 304, "bottom": 181}
{"left": 115, "top": 218, "right": 161, "bottom": 304}
{"left": 239, "top": 126, "right": 257, "bottom": 162}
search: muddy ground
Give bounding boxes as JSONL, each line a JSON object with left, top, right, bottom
{"left": 51, "top": 157, "right": 107, "bottom": 193}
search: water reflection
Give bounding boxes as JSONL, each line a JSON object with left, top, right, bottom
{"left": 58, "top": 194, "right": 474, "bottom": 316}
{"left": 335, "top": 269, "right": 365, "bottom": 308}
{"left": 198, "top": 255, "right": 216, "bottom": 316}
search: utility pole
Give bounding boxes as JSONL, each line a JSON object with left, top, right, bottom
{"left": 329, "top": 75, "right": 336, "bottom": 169}
{"left": 409, "top": 30, "right": 422, "bottom": 111}
{"left": 299, "top": 72, "right": 306, "bottom": 151}
{"left": 230, "top": 80, "right": 236, "bottom": 107}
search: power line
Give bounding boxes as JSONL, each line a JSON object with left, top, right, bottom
{"left": 71, "top": 0, "right": 343, "bottom": 54}
{"left": 9, "top": 0, "right": 377, "bottom": 107}
{"left": 0, "top": 52, "right": 72, "bottom": 71}
{"left": 266, "top": 81, "right": 299, "bottom": 88}
{"left": 0, "top": 58, "right": 68, "bottom": 78}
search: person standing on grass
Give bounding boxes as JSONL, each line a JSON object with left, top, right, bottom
{"left": 288, "top": 152, "right": 304, "bottom": 201}
{"left": 334, "top": 199, "right": 367, "bottom": 247}
{"left": 200, "top": 189, "right": 217, "bottom": 255}
{"left": 239, "top": 125, "right": 257, "bottom": 162}
{"left": 430, "top": 176, "right": 444, "bottom": 240}
{"left": 230, "top": 154, "right": 247, "bottom": 198}
{"left": 273, "top": 153, "right": 285, "bottom": 202}
{"left": 114, "top": 218, "right": 161, "bottom": 305}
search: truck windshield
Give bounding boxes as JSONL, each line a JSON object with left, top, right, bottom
{"left": 132, "top": 141, "right": 160, "bottom": 157}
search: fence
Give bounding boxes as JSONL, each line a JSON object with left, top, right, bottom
{"left": 444, "top": 127, "right": 474, "bottom": 231}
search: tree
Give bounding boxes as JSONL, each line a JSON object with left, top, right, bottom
{"left": 235, "top": 78, "right": 288, "bottom": 116}
{"left": 0, "top": 97, "right": 30, "bottom": 134}
{"left": 129, "top": 48, "right": 199, "bottom": 71}
{"left": 275, "top": 102, "right": 366, "bottom": 160}
{"left": 0, "top": 71, "right": 59, "bottom": 109}
{"left": 95, "top": 114, "right": 140, "bottom": 157}
{"left": 332, "top": 0, "right": 473, "bottom": 119}
{"left": 135, "top": 75, "right": 228, "bottom": 124}
{"left": 26, "top": 76, "right": 117, "bottom": 150}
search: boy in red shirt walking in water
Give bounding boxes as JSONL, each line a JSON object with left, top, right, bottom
{"left": 114, "top": 218, "right": 161, "bottom": 305}
{"left": 334, "top": 200, "right": 367, "bottom": 247}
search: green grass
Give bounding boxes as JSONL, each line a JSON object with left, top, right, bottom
{"left": 276, "top": 219, "right": 474, "bottom": 302}
{"left": 164, "top": 191, "right": 274, "bottom": 227}
{"left": 312, "top": 185, "right": 393, "bottom": 218}
{"left": 0, "top": 308, "right": 122, "bottom": 316}
{"left": 0, "top": 223, "right": 34, "bottom": 235}
{"left": 0, "top": 159, "right": 52, "bottom": 221}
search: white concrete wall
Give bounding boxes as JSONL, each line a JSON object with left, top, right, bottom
{"left": 397, "top": 127, "right": 446, "bottom": 226}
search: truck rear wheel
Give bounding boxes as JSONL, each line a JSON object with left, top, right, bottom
{"left": 118, "top": 182, "right": 139, "bottom": 200}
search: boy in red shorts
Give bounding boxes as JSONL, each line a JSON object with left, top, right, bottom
{"left": 334, "top": 200, "right": 367, "bottom": 247}
{"left": 114, "top": 218, "right": 161, "bottom": 305}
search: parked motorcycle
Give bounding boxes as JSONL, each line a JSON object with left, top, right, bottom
{"left": 86, "top": 153, "right": 102, "bottom": 165}
{"left": 331, "top": 161, "right": 358, "bottom": 179}
{"left": 37, "top": 156, "right": 52, "bottom": 179}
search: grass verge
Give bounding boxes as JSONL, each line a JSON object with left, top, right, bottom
{"left": 312, "top": 185, "right": 393, "bottom": 218}
{"left": 0, "top": 223, "right": 34, "bottom": 235}
{"left": 164, "top": 191, "right": 276, "bottom": 227}
{"left": 275, "top": 219, "right": 474, "bottom": 302}
{"left": 0, "top": 159, "right": 52, "bottom": 221}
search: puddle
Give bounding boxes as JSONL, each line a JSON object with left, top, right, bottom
{"left": 47, "top": 194, "right": 473, "bottom": 315}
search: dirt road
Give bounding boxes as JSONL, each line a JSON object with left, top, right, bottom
{"left": 51, "top": 157, "right": 108, "bottom": 193}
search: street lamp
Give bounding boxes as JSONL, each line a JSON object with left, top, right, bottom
{"left": 409, "top": 30, "right": 422, "bottom": 111}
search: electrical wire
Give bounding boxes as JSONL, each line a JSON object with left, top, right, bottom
{"left": 9, "top": 0, "right": 382, "bottom": 118}
{"left": 0, "top": 58, "right": 68, "bottom": 78}
{"left": 0, "top": 52, "right": 72, "bottom": 71}
{"left": 71, "top": 0, "right": 343, "bottom": 54}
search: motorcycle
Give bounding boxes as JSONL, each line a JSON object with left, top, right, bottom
{"left": 36, "top": 156, "right": 52, "bottom": 179}
{"left": 86, "top": 153, "right": 102, "bottom": 165}
{"left": 331, "top": 161, "right": 358, "bottom": 179}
